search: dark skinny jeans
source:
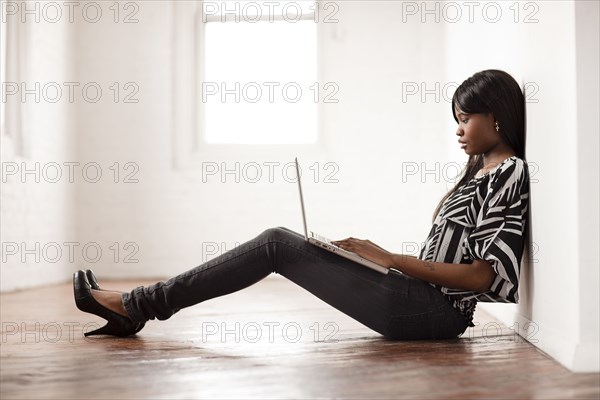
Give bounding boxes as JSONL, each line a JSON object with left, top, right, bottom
{"left": 122, "top": 227, "right": 470, "bottom": 340}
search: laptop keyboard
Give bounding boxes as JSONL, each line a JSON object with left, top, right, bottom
{"left": 313, "top": 232, "right": 333, "bottom": 244}
{"left": 313, "top": 232, "right": 355, "bottom": 253}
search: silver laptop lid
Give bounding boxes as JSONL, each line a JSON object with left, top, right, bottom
{"left": 295, "top": 157, "right": 309, "bottom": 241}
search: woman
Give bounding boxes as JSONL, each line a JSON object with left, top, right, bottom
{"left": 74, "top": 69, "right": 530, "bottom": 340}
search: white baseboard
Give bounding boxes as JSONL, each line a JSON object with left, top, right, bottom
{"left": 480, "top": 303, "right": 599, "bottom": 373}
{"left": 572, "top": 342, "right": 600, "bottom": 373}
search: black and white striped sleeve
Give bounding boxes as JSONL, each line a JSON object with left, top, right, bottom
{"left": 463, "top": 159, "right": 530, "bottom": 303}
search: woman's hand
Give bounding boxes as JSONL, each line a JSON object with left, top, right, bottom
{"left": 331, "top": 237, "right": 394, "bottom": 268}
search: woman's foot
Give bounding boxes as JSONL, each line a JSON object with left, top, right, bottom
{"left": 90, "top": 289, "right": 129, "bottom": 318}
{"left": 85, "top": 269, "right": 128, "bottom": 317}
{"left": 85, "top": 269, "right": 121, "bottom": 293}
{"left": 73, "top": 270, "right": 144, "bottom": 337}
{"left": 83, "top": 270, "right": 146, "bottom": 335}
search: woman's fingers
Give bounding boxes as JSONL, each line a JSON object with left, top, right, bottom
{"left": 333, "top": 237, "right": 372, "bottom": 253}
{"left": 333, "top": 237, "right": 360, "bottom": 243}
{"left": 333, "top": 239, "right": 362, "bottom": 251}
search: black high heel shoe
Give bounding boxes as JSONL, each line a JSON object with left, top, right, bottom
{"left": 85, "top": 269, "right": 101, "bottom": 290}
{"left": 83, "top": 269, "right": 146, "bottom": 335}
{"left": 73, "top": 270, "right": 140, "bottom": 337}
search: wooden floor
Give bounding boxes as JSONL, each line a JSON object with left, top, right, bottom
{"left": 1, "top": 276, "right": 599, "bottom": 399}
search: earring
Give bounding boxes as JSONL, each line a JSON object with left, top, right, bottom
{"left": 495, "top": 122, "right": 500, "bottom": 132}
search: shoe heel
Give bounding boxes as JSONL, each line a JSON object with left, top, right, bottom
{"left": 85, "top": 321, "right": 121, "bottom": 337}
{"left": 74, "top": 270, "right": 141, "bottom": 337}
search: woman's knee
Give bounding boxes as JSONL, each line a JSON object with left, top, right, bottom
{"left": 256, "top": 226, "right": 308, "bottom": 267}
{"left": 259, "top": 226, "right": 295, "bottom": 242}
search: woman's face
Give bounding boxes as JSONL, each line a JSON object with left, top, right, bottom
{"left": 454, "top": 108, "right": 503, "bottom": 156}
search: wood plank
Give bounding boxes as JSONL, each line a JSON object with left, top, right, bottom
{"left": 1, "top": 276, "right": 598, "bottom": 399}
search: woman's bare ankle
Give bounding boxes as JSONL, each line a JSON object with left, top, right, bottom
{"left": 91, "top": 289, "right": 129, "bottom": 318}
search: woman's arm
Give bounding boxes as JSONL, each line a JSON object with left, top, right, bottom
{"left": 332, "top": 238, "right": 496, "bottom": 293}
{"left": 389, "top": 254, "right": 496, "bottom": 292}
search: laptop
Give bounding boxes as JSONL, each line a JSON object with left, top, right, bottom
{"left": 294, "top": 157, "right": 389, "bottom": 275}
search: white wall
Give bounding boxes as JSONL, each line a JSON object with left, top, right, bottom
{"left": 444, "top": 0, "right": 599, "bottom": 372}
{"left": 515, "top": 0, "right": 582, "bottom": 371}
{"left": 573, "top": 0, "right": 599, "bottom": 373}
{"left": 1, "top": 15, "right": 76, "bottom": 291}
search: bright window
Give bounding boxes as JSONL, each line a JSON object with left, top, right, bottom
{"left": 200, "top": 1, "right": 318, "bottom": 144}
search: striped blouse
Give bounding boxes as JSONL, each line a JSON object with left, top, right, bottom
{"left": 419, "top": 156, "right": 530, "bottom": 327}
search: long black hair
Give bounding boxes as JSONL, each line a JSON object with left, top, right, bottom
{"left": 432, "top": 69, "right": 526, "bottom": 222}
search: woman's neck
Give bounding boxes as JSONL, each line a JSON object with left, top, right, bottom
{"left": 481, "top": 143, "right": 516, "bottom": 171}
